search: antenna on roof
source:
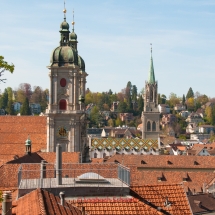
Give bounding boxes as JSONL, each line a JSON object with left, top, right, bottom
{"left": 150, "top": 43, "right": 152, "bottom": 55}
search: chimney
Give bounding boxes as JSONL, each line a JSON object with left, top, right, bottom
{"left": 59, "top": 191, "right": 65, "bottom": 206}
{"left": 2, "top": 191, "right": 12, "bottom": 215}
{"left": 56, "top": 144, "right": 62, "bottom": 185}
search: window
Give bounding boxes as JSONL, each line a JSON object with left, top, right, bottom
{"left": 59, "top": 99, "right": 67, "bottom": 110}
{"left": 147, "top": 121, "right": 151, "bottom": 131}
{"left": 103, "top": 153, "right": 106, "bottom": 158}
{"left": 152, "top": 121, "right": 156, "bottom": 131}
{"left": 60, "top": 78, "right": 67, "bottom": 87}
{"left": 94, "top": 153, "right": 97, "bottom": 158}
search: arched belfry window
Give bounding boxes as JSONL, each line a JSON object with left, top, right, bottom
{"left": 59, "top": 99, "right": 67, "bottom": 110}
{"left": 152, "top": 121, "right": 156, "bottom": 131}
{"left": 147, "top": 121, "right": 151, "bottom": 131}
{"left": 150, "top": 89, "right": 153, "bottom": 102}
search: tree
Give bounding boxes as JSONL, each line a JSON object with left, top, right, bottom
{"left": 182, "top": 94, "right": 185, "bottom": 105}
{"left": 131, "top": 85, "right": 137, "bottom": 102}
{"left": 20, "top": 97, "right": 31, "bottom": 115}
{"left": 137, "top": 94, "right": 144, "bottom": 115}
{"left": 186, "top": 97, "right": 195, "bottom": 111}
{"left": 168, "top": 93, "right": 180, "bottom": 107}
{"left": 0, "top": 56, "right": 14, "bottom": 83}
{"left": 0, "top": 89, "right": 8, "bottom": 109}
{"left": 186, "top": 87, "right": 194, "bottom": 99}
{"left": 125, "top": 82, "right": 132, "bottom": 111}
{"left": 117, "top": 101, "right": 127, "bottom": 113}
{"left": 6, "top": 100, "right": 15, "bottom": 115}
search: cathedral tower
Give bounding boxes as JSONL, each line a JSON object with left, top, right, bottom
{"left": 141, "top": 47, "right": 160, "bottom": 139}
{"left": 46, "top": 8, "right": 88, "bottom": 160}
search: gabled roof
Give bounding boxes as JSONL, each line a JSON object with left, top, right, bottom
{"left": 11, "top": 189, "right": 83, "bottom": 215}
{"left": 131, "top": 184, "right": 192, "bottom": 215}
{"left": 6, "top": 152, "right": 44, "bottom": 164}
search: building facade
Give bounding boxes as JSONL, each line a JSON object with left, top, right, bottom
{"left": 141, "top": 49, "right": 160, "bottom": 139}
{"left": 46, "top": 12, "right": 88, "bottom": 160}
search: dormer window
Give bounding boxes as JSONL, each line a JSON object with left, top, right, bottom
{"left": 194, "top": 161, "right": 199, "bottom": 165}
{"left": 167, "top": 160, "right": 172, "bottom": 165}
{"left": 141, "top": 160, "right": 146, "bottom": 164}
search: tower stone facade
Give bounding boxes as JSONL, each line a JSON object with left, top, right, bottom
{"left": 46, "top": 15, "right": 88, "bottom": 161}
{"left": 142, "top": 50, "right": 160, "bottom": 139}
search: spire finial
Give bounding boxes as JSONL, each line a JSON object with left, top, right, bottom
{"left": 150, "top": 43, "right": 152, "bottom": 55}
{"left": 72, "top": 9, "right": 75, "bottom": 32}
{"left": 63, "top": 0, "right": 67, "bottom": 20}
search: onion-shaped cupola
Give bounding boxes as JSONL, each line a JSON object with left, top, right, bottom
{"left": 50, "top": 8, "right": 79, "bottom": 67}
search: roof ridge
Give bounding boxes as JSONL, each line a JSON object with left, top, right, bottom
{"left": 37, "top": 189, "right": 47, "bottom": 215}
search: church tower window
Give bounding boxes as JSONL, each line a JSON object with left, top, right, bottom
{"left": 147, "top": 121, "right": 151, "bottom": 131}
{"left": 60, "top": 78, "right": 67, "bottom": 87}
{"left": 59, "top": 99, "right": 67, "bottom": 110}
{"left": 152, "top": 121, "right": 156, "bottom": 131}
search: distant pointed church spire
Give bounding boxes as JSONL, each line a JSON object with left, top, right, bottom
{"left": 148, "top": 44, "right": 155, "bottom": 84}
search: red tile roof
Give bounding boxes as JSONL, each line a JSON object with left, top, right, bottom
{"left": 131, "top": 184, "right": 192, "bottom": 215}
{"left": 69, "top": 197, "right": 163, "bottom": 214}
{"left": 0, "top": 116, "right": 47, "bottom": 161}
{"left": 11, "top": 189, "right": 83, "bottom": 215}
{"left": 106, "top": 154, "right": 215, "bottom": 169}
{"left": 37, "top": 152, "right": 80, "bottom": 163}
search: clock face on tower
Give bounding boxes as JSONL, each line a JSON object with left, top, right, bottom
{"left": 56, "top": 126, "right": 68, "bottom": 138}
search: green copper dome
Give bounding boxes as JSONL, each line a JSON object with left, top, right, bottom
{"left": 70, "top": 31, "right": 77, "bottom": 41}
{"left": 78, "top": 55, "right": 85, "bottom": 71}
{"left": 50, "top": 46, "right": 79, "bottom": 67}
{"left": 60, "top": 18, "right": 69, "bottom": 30}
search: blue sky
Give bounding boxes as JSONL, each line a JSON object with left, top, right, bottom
{"left": 1, "top": 0, "right": 215, "bottom": 98}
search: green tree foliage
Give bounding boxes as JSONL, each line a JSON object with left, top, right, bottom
{"left": 186, "top": 97, "right": 195, "bottom": 111}
{"left": 182, "top": 94, "right": 185, "bottom": 105}
{"left": 117, "top": 101, "right": 127, "bottom": 113}
{"left": 0, "top": 191, "right": 3, "bottom": 202}
{"left": 168, "top": 93, "right": 180, "bottom": 107}
{"left": 132, "top": 85, "right": 137, "bottom": 102}
{"left": 115, "top": 117, "right": 123, "bottom": 127}
{"left": 186, "top": 87, "right": 194, "bottom": 99}
{"left": 107, "top": 118, "right": 115, "bottom": 127}
{"left": 161, "top": 94, "right": 167, "bottom": 104}
{"left": 20, "top": 97, "right": 31, "bottom": 115}
{"left": 6, "top": 100, "right": 15, "bottom": 115}
{"left": 137, "top": 94, "right": 144, "bottom": 115}
{"left": 0, "top": 89, "right": 8, "bottom": 109}
{"left": 125, "top": 81, "right": 132, "bottom": 111}
{"left": 205, "top": 106, "right": 215, "bottom": 125}
{"left": 0, "top": 56, "right": 14, "bottom": 83}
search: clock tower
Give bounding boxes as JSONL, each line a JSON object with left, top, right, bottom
{"left": 46, "top": 9, "right": 88, "bottom": 161}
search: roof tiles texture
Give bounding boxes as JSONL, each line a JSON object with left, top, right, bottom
{"left": 70, "top": 197, "right": 163, "bottom": 215}
{"left": 106, "top": 154, "right": 215, "bottom": 169}
{"left": 0, "top": 116, "right": 47, "bottom": 163}
{"left": 11, "top": 189, "right": 82, "bottom": 215}
{"left": 131, "top": 184, "right": 192, "bottom": 215}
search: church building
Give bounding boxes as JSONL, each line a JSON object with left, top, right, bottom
{"left": 141, "top": 48, "right": 160, "bottom": 139}
{"left": 46, "top": 9, "right": 88, "bottom": 156}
